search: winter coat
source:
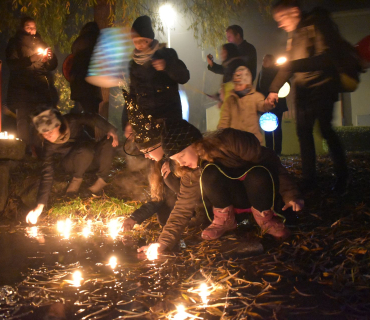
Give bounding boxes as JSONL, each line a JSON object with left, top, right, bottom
{"left": 256, "top": 66, "right": 288, "bottom": 115}
{"left": 218, "top": 88, "right": 271, "bottom": 144}
{"left": 158, "top": 128, "right": 301, "bottom": 250}
{"left": 129, "top": 159, "right": 180, "bottom": 224}
{"left": 37, "top": 113, "right": 117, "bottom": 205}
{"left": 70, "top": 24, "right": 102, "bottom": 102}
{"left": 122, "top": 47, "right": 190, "bottom": 126}
{"left": 238, "top": 40, "right": 257, "bottom": 82}
{"left": 269, "top": 8, "right": 339, "bottom": 101}
{"left": 208, "top": 57, "right": 246, "bottom": 83}
{"left": 6, "top": 30, "right": 58, "bottom": 108}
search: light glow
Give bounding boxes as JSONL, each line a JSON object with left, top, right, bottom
{"left": 159, "top": 4, "right": 175, "bottom": 28}
{"left": 37, "top": 48, "right": 47, "bottom": 56}
{"left": 0, "top": 132, "right": 15, "bottom": 139}
{"left": 276, "top": 56, "right": 287, "bottom": 65}
{"left": 57, "top": 218, "right": 72, "bottom": 239}
{"left": 72, "top": 270, "right": 83, "bottom": 287}
{"left": 108, "top": 219, "right": 120, "bottom": 240}
{"left": 146, "top": 243, "right": 160, "bottom": 261}
{"left": 82, "top": 220, "right": 92, "bottom": 238}
{"left": 259, "top": 112, "right": 279, "bottom": 132}
{"left": 278, "top": 82, "right": 290, "bottom": 98}
{"left": 108, "top": 256, "right": 118, "bottom": 269}
{"left": 199, "top": 283, "right": 210, "bottom": 305}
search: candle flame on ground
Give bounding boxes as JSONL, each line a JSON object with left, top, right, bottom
{"left": 0, "top": 132, "right": 15, "bottom": 140}
{"left": 82, "top": 220, "right": 92, "bottom": 238}
{"left": 57, "top": 218, "right": 72, "bottom": 239}
{"left": 199, "top": 283, "right": 210, "bottom": 305}
{"left": 72, "top": 270, "right": 83, "bottom": 287}
{"left": 146, "top": 243, "right": 160, "bottom": 261}
{"left": 172, "top": 305, "right": 202, "bottom": 320}
{"left": 108, "top": 256, "right": 118, "bottom": 269}
{"left": 108, "top": 219, "right": 120, "bottom": 239}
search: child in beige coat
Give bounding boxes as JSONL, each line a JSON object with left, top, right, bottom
{"left": 218, "top": 66, "right": 273, "bottom": 144}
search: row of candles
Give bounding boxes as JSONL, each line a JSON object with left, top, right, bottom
{"left": 0, "top": 131, "right": 16, "bottom": 139}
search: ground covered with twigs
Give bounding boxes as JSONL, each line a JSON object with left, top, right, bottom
{"left": 0, "top": 153, "right": 369, "bottom": 319}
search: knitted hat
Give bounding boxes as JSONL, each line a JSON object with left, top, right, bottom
{"left": 32, "top": 108, "right": 61, "bottom": 133}
{"left": 131, "top": 15, "right": 155, "bottom": 40}
{"left": 161, "top": 119, "right": 203, "bottom": 157}
{"left": 123, "top": 89, "right": 162, "bottom": 151}
{"left": 233, "top": 66, "right": 252, "bottom": 85}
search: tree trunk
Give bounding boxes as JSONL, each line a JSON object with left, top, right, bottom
{"left": 94, "top": 0, "right": 115, "bottom": 139}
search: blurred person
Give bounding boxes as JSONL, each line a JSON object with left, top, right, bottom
{"left": 265, "top": 0, "right": 348, "bottom": 194}
{"left": 6, "top": 17, "right": 58, "bottom": 155}
{"left": 25, "top": 106, "right": 118, "bottom": 224}
{"left": 122, "top": 15, "right": 190, "bottom": 139}
{"left": 207, "top": 25, "right": 257, "bottom": 81}
{"left": 218, "top": 66, "right": 273, "bottom": 144}
{"left": 138, "top": 119, "right": 303, "bottom": 256}
{"left": 256, "top": 54, "right": 288, "bottom": 155}
{"left": 69, "top": 22, "right": 102, "bottom": 137}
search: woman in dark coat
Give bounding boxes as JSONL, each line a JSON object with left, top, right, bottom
{"left": 138, "top": 119, "right": 304, "bottom": 257}
{"left": 70, "top": 22, "right": 102, "bottom": 114}
{"left": 122, "top": 15, "right": 190, "bottom": 135}
{"left": 6, "top": 17, "right": 58, "bottom": 150}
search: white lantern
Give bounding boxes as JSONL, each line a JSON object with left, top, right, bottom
{"left": 259, "top": 112, "right": 279, "bottom": 132}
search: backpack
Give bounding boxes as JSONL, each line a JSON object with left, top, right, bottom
{"left": 311, "top": 7, "right": 363, "bottom": 92}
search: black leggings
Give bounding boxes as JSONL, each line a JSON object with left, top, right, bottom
{"left": 201, "top": 165, "right": 274, "bottom": 212}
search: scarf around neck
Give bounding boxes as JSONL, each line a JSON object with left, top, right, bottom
{"left": 133, "top": 39, "right": 159, "bottom": 65}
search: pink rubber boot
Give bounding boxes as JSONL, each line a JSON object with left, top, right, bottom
{"left": 201, "top": 206, "right": 237, "bottom": 240}
{"left": 251, "top": 207, "right": 291, "bottom": 240}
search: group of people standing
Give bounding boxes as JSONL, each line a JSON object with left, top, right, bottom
{"left": 6, "top": 0, "right": 354, "bottom": 257}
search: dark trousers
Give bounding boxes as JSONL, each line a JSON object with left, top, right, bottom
{"left": 296, "top": 95, "right": 347, "bottom": 181}
{"left": 62, "top": 138, "right": 114, "bottom": 180}
{"left": 265, "top": 112, "right": 283, "bottom": 155}
{"left": 72, "top": 97, "right": 101, "bottom": 138}
{"left": 201, "top": 165, "right": 274, "bottom": 212}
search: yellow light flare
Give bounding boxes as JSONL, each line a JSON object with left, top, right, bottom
{"left": 199, "top": 283, "right": 210, "bottom": 305}
{"left": 108, "top": 256, "right": 118, "bottom": 269}
{"left": 276, "top": 56, "right": 287, "bottom": 65}
{"left": 72, "top": 270, "right": 83, "bottom": 287}
{"left": 146, "top": 243, "right": 160, "bottom": 261}
{"left": 108, "top": 219, "right": 120, "bottom": 240}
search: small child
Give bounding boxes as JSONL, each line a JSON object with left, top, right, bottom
{"left": 218, "top": 66, "right": 272, "bottom": 144}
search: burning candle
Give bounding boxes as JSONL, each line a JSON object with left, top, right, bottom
{"left": 82, "top": 220, "right": 92, "bottom": 238}
{"left": 72, "top": 270, "right": 83, "bottom": 287}
{"left": 146, "top": 243, "right": 160, "bottom": 261}
{"left": 0, "top": 132, "right": 15, "bottom": 139}
{"left": 108, "top": 256, "right": 118, "bottom": 269}
{"left": 57, "top": 218, "right": 72, "bottom": 239}
{"left": 108, "top": 219, "right": 120, "bottom": 240}
{"left": 276, "top": 56, "right": 287, "bottom": 65}
{"left": 199, "top": 283, "right": 210, "bottom": 305}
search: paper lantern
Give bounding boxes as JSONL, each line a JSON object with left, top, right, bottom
{"left": 260, "top": 112, "right": 278, "bottom": 132}
{"left": 85, "top": 27, "right": 132, "bottom": 88}
{"left": 278, "top": 82, "right": 290, "bottom": 98}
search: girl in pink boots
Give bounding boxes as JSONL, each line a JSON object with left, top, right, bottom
{"left": 139, "top": 119, "right": 304, "bottom": 256}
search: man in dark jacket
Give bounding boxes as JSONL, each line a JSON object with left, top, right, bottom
{"left": 6, "top": 17, "right": 58, "bottom": 152}
{"left": 25, "top": 107, "right": 118, "bottom": 224}
{"left": 265, "top": 0, "right": 348, "bottom": 194}
{"left": 207, "top": 25, "right": 257, "bottom": 82}
{"left": 256, "top": 54, "right": 288, "bottom": 155}
{"left": 70, "top": 22, "right": 102, "bottom": 115}
{"left": 122, "top": 15, "right": 190, "bottom": 132}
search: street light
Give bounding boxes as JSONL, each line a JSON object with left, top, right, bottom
{"left": 159, "top": 3, "right": 175, "bottom": 48}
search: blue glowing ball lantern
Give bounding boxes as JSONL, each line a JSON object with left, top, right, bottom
{"left": 259, "top": 112, "right": 279, "bottom": 132}
{"left": 86, "top": 27, "right": 132, "bottom": 88}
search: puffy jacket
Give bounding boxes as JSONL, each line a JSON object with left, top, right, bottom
{"left": 37, "top": 113, "right": 117, "bottom": 205}
{"left": 158, "top": 128, "right": 301, "bottom": 250}
{"left": 218, "top": 88, "right": 271, "bottom": 144}
{"left": 6, "top": 30, "right": 58, "bottom": 107}
{"left": 122, "top": 47, "right": 190, "bottom": 126}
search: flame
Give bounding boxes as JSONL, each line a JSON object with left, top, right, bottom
{"left": 199, "top": 283, "right": 210, "bottom": 305}
{"left": 57, "top": 218, "right": 72, "bottom": 239}
{"left": 37, "top": 47, "right": 47, "bottom": 55}
{"left": 0, "top": 131, "right": 16, "bottom": 140}
{"left": 108, "top": 219, "right": 120, "bottom": 240}
{"left": 276, "top": 56, "right": 287, "bottom": 65}
{"left": 108, "top": 256, "right": 118, "bottom": 269}
{"left": 146, "top": 243, "right": 160, "bottom": 261}
{"left": 82, "top": 220, "right": 92, "bottom": 238}
{"left": 72, "top": 270, "right": 83, "bottom": 287}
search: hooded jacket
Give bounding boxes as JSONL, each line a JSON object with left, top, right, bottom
{"left": 158, "top": 128, "right": 301, "bottom": 250}
{"left": 218, "top": 88, "right": 271, "bottom": 144}
{"left": 6, "top": 30, "right": 58, "bottom": 107}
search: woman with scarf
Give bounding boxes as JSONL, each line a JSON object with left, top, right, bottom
{"left": 138, "top": 119, "right": 304, "bottom": 257}
{"left": 122, "top": 15, "right": 190, "bottom": 135}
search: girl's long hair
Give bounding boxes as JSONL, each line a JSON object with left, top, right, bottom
{"left": 148, "top": 160, "right": 164, "bottom": 201}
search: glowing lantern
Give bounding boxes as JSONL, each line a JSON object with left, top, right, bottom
{"left": 85, "top": 27, "right": 132, "bottom": 88}
{"left": 278, "top": 82, "right": 290, "bottom": 98}
{"left": 259, "top": 112, "right": 279, "bottom": 132}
